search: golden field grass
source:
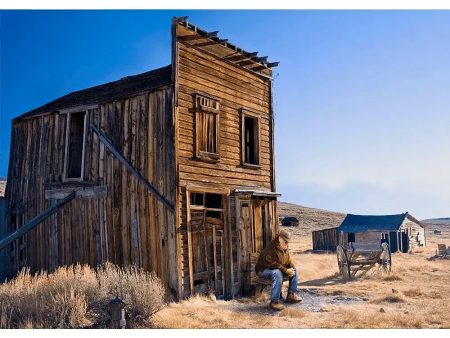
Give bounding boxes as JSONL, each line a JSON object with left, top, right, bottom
{"left": 151, "top": 232, "right": 450, "bottom": 329}
{"left": 0, "top": 263, "right": 165, "bottom": 328}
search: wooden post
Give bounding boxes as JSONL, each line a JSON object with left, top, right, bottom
{"left": 0, "top": 192, "right": 76, "bottom": 251}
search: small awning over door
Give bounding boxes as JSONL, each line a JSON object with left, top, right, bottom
{"left": 234, "top": 188, "right": 281, "bottom": 198}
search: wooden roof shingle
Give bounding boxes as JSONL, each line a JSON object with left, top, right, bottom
{"left": 14, "top": 65, "right": 172, "bottom": 121}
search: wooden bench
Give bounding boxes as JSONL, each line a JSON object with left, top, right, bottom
{"left": 249, "top": 253, "right": 290, "bottom": 298}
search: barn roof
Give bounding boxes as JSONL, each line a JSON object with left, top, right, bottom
{"left": 14, "top": 65, "right": 172, "bottom": 121}
{"left": 338, "top": 213, "right": 407, "bottom": 233}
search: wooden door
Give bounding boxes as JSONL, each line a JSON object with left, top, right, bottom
{"left": 188, "top": 209, "right": 225, "bottom": 297}
{"left": 237, "top": 199, "right": 252, "bottom": 291}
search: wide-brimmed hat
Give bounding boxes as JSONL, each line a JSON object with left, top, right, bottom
{"left": 278, "top": 229, "right": 291, "bottom": 242}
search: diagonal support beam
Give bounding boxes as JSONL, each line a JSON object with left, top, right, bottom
{"left": 0, "top": 191, "right": 76, "bottom": 251}
{"left": 90, "top": 124, "right": 175, "bottom": 213}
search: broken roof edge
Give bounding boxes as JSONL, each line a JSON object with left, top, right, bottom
{"left": 13, "top": 64, "right": 172, "bottom": 122}
{"left": 172, "top": 16, "right": 279, "bottom": 75}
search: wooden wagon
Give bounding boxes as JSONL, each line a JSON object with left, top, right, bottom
{"left": 336, "top": 242, "right": 391, "bottom": 278}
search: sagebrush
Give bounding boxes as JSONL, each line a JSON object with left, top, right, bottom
{"left": 0, "top": 262, "right": 166, "bottom": 328}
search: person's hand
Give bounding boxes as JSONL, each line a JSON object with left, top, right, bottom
{"left": 286, "top": 268, "right": 295, "bottom": 277}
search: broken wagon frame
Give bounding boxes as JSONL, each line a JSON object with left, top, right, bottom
{"left": 336, "top": 241, "right": 391, "bottom": 279}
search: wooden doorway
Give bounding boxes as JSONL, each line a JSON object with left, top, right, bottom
{"left": 236, "top": 196, "right": 276, "bottom": 294}
{"left": 187, "top": 191, "right": 226, "bottom": 297}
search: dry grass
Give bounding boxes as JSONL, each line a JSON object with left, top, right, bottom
{"left": 402, "top": 288, "right": 424, "bottom": 298}
{"left": 152, "top": 231, "right": 450, "bottom": 329}
{"left": 371, "top": 295, "right": 406, "bottom": 304}
{"left": 0, "top": 263, "right": 165, "bottom": 328}
{"left": 279, "top": 308, "right": 307, "bottom": 318}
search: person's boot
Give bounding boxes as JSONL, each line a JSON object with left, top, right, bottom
{"left": 286, "top": 292, "right": 302, "bottom": 303}
{"left": 269, "top": 300, "right": 285, "bottom": 311}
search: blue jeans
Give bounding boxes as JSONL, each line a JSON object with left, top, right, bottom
{"left": 258, "top": 268, "right": 299, "bottom": 302}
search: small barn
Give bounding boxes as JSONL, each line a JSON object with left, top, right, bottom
{"left": 312, "top": 212, "right": 426, "bottom": 253}
{"left": 338, "top": 213, "right": 426, "bottom": 253}
{"left": 281, "top": 216, "right": 299, "bottom": 227}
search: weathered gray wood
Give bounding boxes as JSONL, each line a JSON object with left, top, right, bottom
{"left": 0, "top": 191, "right": 76, "bottom": 251}
{"left": 45, "top": 186, "right": 107, "bottom": 200}
{"left": 90, "top": 123, "right": 175, "bottom": 213}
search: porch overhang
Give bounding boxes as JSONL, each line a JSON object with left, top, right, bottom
{"left": 233, "top": 188, "right": 281, "bottom": 198}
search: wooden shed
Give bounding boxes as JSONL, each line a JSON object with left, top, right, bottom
{"left": 312, "top": 227, "right": 338, "bottom": 252}
{"left": 337, "top": 213, "right": 426, "bottom": 253}
{"left": 2, "top": 17, "right": 280, "bottom": 299}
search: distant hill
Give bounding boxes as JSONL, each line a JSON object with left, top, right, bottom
{"left": 277, "top": 201, "right": 345, "bottom": 237}
{"left": 278, "top": 201, "right": 450, "bottom": 240}
{"left": 421, "top": 218, "right": 450, "bottom": 239}
{"left": 421, "top": 218, "right": 450, "bottom": 226}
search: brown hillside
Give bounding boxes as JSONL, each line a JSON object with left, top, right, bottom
{"left": 278, "top": 201, "right": 345, "bottom": 233}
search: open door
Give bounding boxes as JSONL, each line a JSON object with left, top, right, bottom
{"left": 187, "top": 192, "right": 226, "bottom": 297}
{"left": 236, "top": 196, "right": 276, "bottom": 294}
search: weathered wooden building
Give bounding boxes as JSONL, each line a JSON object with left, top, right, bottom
{"left": 3, "top": 17, "right": 280, "bottom": 299}
{"left": 312, "top": 213, "right": 426, "bottom": 253}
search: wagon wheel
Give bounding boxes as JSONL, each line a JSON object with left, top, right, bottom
{"left": 379, "top": 242, "right": 392, "bottom": 273}
{"left": 336, "top": 245, "right": 351, "bottom": 279}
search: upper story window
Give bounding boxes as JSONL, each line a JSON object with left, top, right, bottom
{"left": 64, "top": 111, "right": 87, "bottom": 181}
{"left": 241, "top": 109, "right": 260, "bottom": 167}
{"left": 194, "top": 94, "right": 220, "bottom": 162}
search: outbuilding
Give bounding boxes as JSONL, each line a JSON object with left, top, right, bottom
{"left": 312, "top": 212, "right": 426, "bottom": 253}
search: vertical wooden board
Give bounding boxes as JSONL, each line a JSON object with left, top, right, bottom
{"left": 138, "top": 94, "right": 148, "bottom": 270}
{"left": 147, "top": 92, "right": 157, "bottom": 273}
{"left": 130, "top": 96, "right": 139, "bottom": 267}
{"left": 120, "top": 99, "right": 130, "bottom": 267}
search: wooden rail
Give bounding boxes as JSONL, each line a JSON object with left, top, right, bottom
{"left": 0, "top": 191, "right": 76, "bottom": 251}
{"left": 90, "top": 124, "right": 175, "bottom": 213}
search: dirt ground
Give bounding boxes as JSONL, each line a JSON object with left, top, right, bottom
{"left": 151, "top": 230, "right": 450, "bottom": 329}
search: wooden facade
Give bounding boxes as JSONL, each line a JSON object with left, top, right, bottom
{"left": 3, "top": 18, "right": 280, "bottom": 299}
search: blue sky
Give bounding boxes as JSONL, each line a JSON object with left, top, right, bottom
{"left": 1, "top": 10, "right": 449, "bottom": 219}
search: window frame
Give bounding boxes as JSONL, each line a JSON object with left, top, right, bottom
{"left": 63, "top": 111, "right": 88, "bottom": 182}
{"left": 240, "top": 108, "right": 261, "bottom": 169}
{"left": 194, "top": 93, "right": 220, "bottom": 162}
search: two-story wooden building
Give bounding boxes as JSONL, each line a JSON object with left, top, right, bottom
{"left": 4, "top": 17, "right": 280, "bottom": 299}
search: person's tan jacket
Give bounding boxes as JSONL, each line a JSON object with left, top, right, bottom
{"left": 255, "top": 235, "right": 295, "bottom": 274}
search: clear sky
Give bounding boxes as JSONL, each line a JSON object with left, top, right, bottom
{"left": 1, "top": 10, "right": 449, "bottom": 219}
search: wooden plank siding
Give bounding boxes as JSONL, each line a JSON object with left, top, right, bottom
{"left": 312, "top": 227, "right": 338, "bottom": 252}
{"left": 173, "top": 24, "right": 276, "bottom": 298}
{"left": 5, "top": 88, "right": 176, "bottom": 292}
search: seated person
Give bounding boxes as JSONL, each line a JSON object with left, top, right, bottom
{"left": 255, "top": 229, "right": 302, "bottom": 311}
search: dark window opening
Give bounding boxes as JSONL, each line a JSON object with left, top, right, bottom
{"left": 66, "top": 112, "right": 86, "bottom": 179}
{"left": 205, "top": 193, "right": 222, "bottom": 209}
{"left": 348, "top": 233, "right": 355, "bottom": 243}
{"left": 206, "top": 210, "right": 222, "bottom": 219}
{"left": 243, "top": 115, "right": 259, "bottom": 165}
{"left": 191, "top": 192, "right": 204, "bottom": 206}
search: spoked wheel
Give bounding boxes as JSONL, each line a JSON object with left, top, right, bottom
{"left": 379, "top": 242, "right": 392, "bottom": 273}
{"left": 337, "top": 245, "right": 351, "bottom": 279}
